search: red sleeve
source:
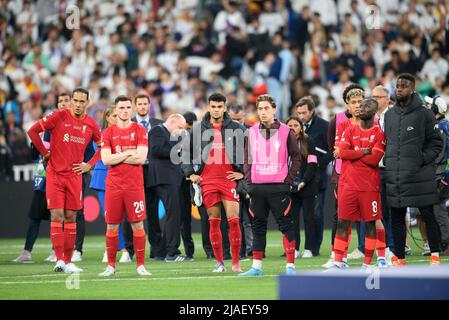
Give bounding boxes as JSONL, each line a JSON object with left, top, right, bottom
{"left": 137, "top": 126, "right": 148, "bottom": 147}
{"left": 359, "top": 130, "right": 385, "bottom": 167}
{"left": 339, "top": 126, "right": 364, "bottom": 160}
{"left": 87, "top": 147, "right": 101, "bottom": 167}
{"left": 40, "top": 110, "right": 64, "bottom": 131}
{"left": 101, "top": 128, "right": 111, "bottom": 150}
{"left": 27, "top": 121, "right": 48, "bottom": 156}
{"left": 92, "top": 120, "right": 102, "bottom": 146}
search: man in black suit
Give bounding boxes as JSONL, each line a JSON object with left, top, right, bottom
{"left": 148, "top": 114, "right": 187, "bottom": 262}
{"left": 125, "top": 94, "right": 163, "bottom": 260}
{"left": 296, "top": 96, "right": 332, "bottom": 256}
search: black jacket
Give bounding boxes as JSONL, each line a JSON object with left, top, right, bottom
{"left": 147, "top": 124, "right": 184, "bottom": 187}
{"left": 292, "top": 137, "right": 319, "bottom": 198}
{"left": 384, "top": 93, "right": 443, "bottom": 208}
{"left": 181, "top": 112, "right": 246, "bottom": 177}
{"left": 131, "top": 116, "right": 163, "bottom": 187}
{"left": 305, "top": 113, "right": 332, "bottom": 190}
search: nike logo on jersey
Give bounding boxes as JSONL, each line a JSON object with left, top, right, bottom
{"left": 113, "top": 136, "right": 120, "bottom": 139}
{"left": 353, "top": 136, "right": 360, "bottom": 139}
{"left": 137, "top": 213, "right": 144, "bottom": 218}
{"left": 407, "top": 126, "right": 414, "bottom": 131}
{"left": 65, "top": 124, "right": 71, "bottom": 127}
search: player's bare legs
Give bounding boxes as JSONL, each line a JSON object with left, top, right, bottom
{"left": 222, "top": 200, "right": 242, "bottom": 272}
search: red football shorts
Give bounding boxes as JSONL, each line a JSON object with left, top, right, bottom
{"left": 201, "top": 179, "right": 239, "bottom": 209}
{"left": 337, "top": 187, "right": 382, "bottom": 222}
{"left": 104, "top": 188, "right": 146, "bottom": 224}
{"left": 46, "top": 171, "right": 83, "bottom": 211}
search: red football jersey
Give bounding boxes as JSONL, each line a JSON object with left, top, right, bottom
{"left": 201, "top": 123, "right": 234, "bottom": 182}
{"left": 339, "top": 124, "right": 385, "bottom": 191}
{"left": 102, "top": 122, "right": 148, "bottom": 190}
{"left": 39, "top": 109, "right": 101, "bottom": 176}
{"left": 335, "top": 119, "right": 353, "bottom": 148}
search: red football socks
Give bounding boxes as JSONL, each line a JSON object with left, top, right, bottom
{"left": 106, "top": 229, "right": 119, "bottom": 268}
{"left": 133, "top": 229, "right": 146, "bottom": 267}
{"left": 282, "top": 235, "right": 296, "bottom": 264}
{"left": 63, "top": 222, "right": 77, "bottom": 264}
{"left": 364, "top": 237, "right": 377, "bottom": 265}
{"left": 228, "top": 217, "right": 242, "bottom": 266}
{"left": 343, "top": 226, "right": 352, "bottom": 260}
{"left": 50, "top": 221, "right": 64, "bottom": 262}
{"left": 334, "top": 234, "right": 348, "bottom": 263}
{"left": 376, "top": 228, "right": 386, "bottom": 258}
{"left": 209, "top": 218, "right": 223, "bottom": 264}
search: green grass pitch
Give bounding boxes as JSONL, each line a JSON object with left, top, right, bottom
{"left": 0, "top": 229, "right": 447, "bottom": 300}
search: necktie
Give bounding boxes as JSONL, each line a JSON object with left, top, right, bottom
{"left": 304, "top": 123, "right": 310, "bottom": 132}
{"left": 141, "top": 120, "right": 148, "bottom": 131}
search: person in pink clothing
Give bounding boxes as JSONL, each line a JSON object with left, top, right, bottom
{"left": 240, "top": 94, "right": 301, "bottom": 276}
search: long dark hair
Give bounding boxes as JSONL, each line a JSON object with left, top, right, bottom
{"left": 286, "top": 116, "right": 309, "bottom": 158}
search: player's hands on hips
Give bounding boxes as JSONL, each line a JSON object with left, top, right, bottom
{"left": 43, "top": 151, "right": 51, "bottom": 164}
{"left": 190, "top": 174, "right": 203, "bottom": 184}
{"left": 362, "top": 148, "right": 372, "bottom": 155}
{"left": 73, "top": 162, "right": 92, "bottom": 174}
{"left": 226, "top": 171, "right": 244, "bottom": 181}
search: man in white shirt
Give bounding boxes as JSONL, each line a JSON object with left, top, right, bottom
{"left": 421, "top": 49, "right": 449, "bottom": 85}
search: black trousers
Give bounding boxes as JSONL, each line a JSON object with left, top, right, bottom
{"left": 249, "top": 184, "right": 295, "bottom": 253}
{"left": 391, "top": 206, "right": 441, "bottom": 259}
{"left": 239, "top": 195, "right": 253, "bottom": 256}
{"left": 24, "top": 218, "right": 41, "bottom": 252}
{"left": 331, "top": 183, "right": 338, "bottom": 246}
{"left": 156, "top": 184, "right": 182, "bottom": 257}
{"left": 144, "top": 185, "right": 165, "bottom": 257}
{"left": 180, "top": 179, "right": 195, "bottom": 258}
{"left": 291, "top": 193, "right": 317, "bottom": 253}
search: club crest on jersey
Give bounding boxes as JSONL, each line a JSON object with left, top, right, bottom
{"left": 82, "top": 125, "right": 87, "bottom": 133}
{"left": 369, "top": 135, "right": 375, "bottom": 142}
{"left": 63, "top": 133, "right": 70, "bottom": 142}
{"left": 116, "top": 145, "right": 122, "bottom": 153}
{"left": 131, "top": 132, "right": 135, "bottom": 140}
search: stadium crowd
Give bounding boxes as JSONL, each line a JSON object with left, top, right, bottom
{"left": 1, "top": 0, "right": 449, "bottom": 270}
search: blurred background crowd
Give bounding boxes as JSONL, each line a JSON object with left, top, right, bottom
{"left": 0, "top": 0, "right": 448, "bottom": 180}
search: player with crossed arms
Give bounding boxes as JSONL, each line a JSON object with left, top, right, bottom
{"left": 99, "top": 95, "right": 151, "bottom": 276}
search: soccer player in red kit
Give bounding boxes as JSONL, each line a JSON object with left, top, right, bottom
{"left": 332, "top": 98, "right": 385, "bottom": 268}
{"left": 99, "top": 95, "right": 151, "bottom": 276}
{"left": 27, "top": 88, "right": 102, "bottom": 273}
{"left": 187, "top": 93, "right": 244, "bottom": 273}
{"left": 330, "top": 85, "right": 387, "bottom": 268}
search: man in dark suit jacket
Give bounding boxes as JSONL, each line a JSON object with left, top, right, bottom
{"left": 148, "top": 113, "right": 187, "bottom": 261}
{"left": 295, "top": 96, "right": 333, "bottom": 256}
{"left": 124, "top": 94, "right": 163, "bottom": 259}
